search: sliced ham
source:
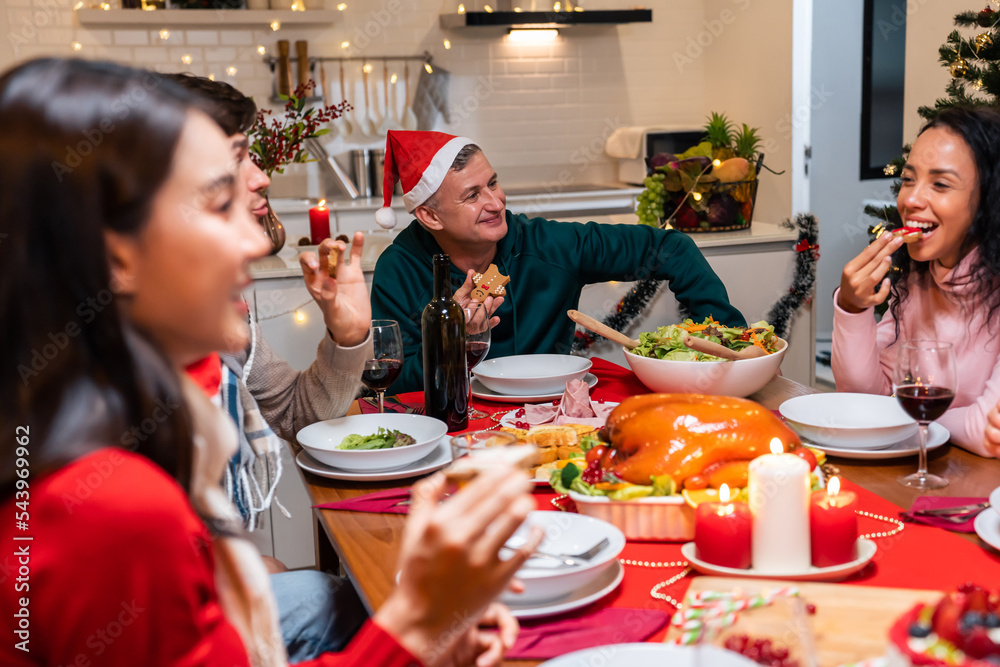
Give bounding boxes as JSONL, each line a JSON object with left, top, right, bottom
{"left": 520, "top": 379, "right": 615, "bottom": 428}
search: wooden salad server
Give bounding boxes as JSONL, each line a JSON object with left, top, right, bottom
{"left": 567, "top": 310, "right": 640, "bottom": 349}
{"left": 682, "top": 335, "right": 768, "bottom": 361}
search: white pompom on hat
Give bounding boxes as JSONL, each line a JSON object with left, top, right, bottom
{"left": 375, "top": 130, "right": 476, "bottom": 230}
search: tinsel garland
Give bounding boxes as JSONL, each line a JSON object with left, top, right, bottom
{"left": 765, "top": 213, "right": 820, "bottom": 339}
{"left": 571, "top": 214, "right": 819, "bottom": 350}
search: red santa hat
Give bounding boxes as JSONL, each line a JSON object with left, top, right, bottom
{"left": 374, "top": 129, "right": 476, "bottom": 230}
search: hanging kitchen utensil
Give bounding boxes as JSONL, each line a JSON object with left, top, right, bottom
{"left": 401, "top": 61, "right": 418, "bottom": 131}
{"left": 377, "top": 61, "right": 395, "bottom": 134}
{"left": 335, "top": 61, "right": 353, "bottom": 137}
{"left": 294, "top": 40, "right": 309, "bottom": 89}
{"left": 276, "top": 40, "right": 292, "bottom": 98}
{"left": 360, "top": 63, "right": 377, "bottom": 136}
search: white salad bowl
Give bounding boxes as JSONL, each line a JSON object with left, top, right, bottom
{"left": 778, "top": 393, "right": 918, "bottom": 449}
{"left": 500, "top": 511, "right": 625, "bottom": 605}
{"left": 473, "top": 354, "right": 592, "bottom": 396}
{"left": 296, "top": 413, "right": 447, "bottom": 471}
{"left": 623, "top": 337, "right": 787, "bottom": 398}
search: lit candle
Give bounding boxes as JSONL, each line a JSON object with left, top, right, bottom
{"left": 309, "top": 199, "right": 330, "bottom": 245}
{"left": 748, "top": 437, "right": 811, "bottom": 573}
{"left": 694, "top": 484, "right": 752, "bottom": 569}
{"left": 809, "top": 476, "right": 858, "bottom": 568}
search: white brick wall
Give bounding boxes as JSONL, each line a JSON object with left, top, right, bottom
{"left": 2, "top": 0, "right": 772, "bottom": 200}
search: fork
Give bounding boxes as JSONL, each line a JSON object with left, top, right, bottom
{"left": 506, "top": 537, "right": 611, "bottom": 567}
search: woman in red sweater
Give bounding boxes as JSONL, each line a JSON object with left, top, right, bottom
{"left": 0, "top": 58, "right": 539, "bottom": 667}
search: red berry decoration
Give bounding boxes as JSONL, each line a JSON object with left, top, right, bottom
{"left": 806, "top": 602, "right": 817, "bottom": 615}
{"left": 978, "top": 6, "right": 996, "bottom": 27}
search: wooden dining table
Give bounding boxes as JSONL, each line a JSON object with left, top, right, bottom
{"left": 296, "top": 370, "right": 1000, "bottom": 666}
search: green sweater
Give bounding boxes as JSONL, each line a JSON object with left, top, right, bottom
{"left": 370, "top": 211, "right": 745, "bottom": 392}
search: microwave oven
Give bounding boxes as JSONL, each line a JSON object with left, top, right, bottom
{"left": 607, "top": 127, "right": 704, "bottom": 185}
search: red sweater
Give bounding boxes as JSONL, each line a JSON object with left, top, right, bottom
{"left": 0, "top": 448, "right": 420, "bottom": 667}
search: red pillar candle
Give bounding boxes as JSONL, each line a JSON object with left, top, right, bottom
{"left": 694, "top": 484, "right": 753, "bottom": 569}
{"left": 309, "top": 199, "right": 330, "bottom": 245}
{"left": 809, "top": 476, "right": 858, "bottom": 568}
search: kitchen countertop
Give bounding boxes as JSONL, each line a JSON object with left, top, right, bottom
{"left": 249, "top": 218, "right": 798, "bottom": 280}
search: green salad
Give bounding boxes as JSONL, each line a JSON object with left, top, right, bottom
{"left": 632, "top": 317, "right": 779, "bottom": 361}
{"left": 338, "top": 428, "right": 416, "bottom": 451}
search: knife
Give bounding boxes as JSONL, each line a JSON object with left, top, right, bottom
{"left": 912, "top": 501, "right": 990, "bottom": 516}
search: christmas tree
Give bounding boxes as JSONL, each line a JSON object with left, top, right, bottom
{"left": 865, "top": 4, "right": 1000, "bottom": 233}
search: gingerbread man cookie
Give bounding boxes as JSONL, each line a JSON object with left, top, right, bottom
{"left": 471, "top": 264, "right": 510, "bottom": 302}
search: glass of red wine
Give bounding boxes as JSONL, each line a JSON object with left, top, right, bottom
{"left": 892, "top": 339, "right": 956, "bottom": 490}
{"left": 362, "top": 320, "right": 404, "bottom": 414}
{"left": 464, "top": 302, "right": 491, "bottom": 420}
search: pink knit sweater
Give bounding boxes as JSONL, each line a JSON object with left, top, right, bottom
{"left": 831, "top": 249, "right": 998, "bottom": 457}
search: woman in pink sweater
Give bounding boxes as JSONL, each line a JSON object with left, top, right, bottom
{"left": 832, "top": 107, "right": 1000, "bottom": 458}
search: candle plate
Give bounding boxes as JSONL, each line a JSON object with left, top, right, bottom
{"left": 680, "top": 537, "right": 876, "bottom": 581}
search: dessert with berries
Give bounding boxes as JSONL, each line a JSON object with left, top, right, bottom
{"left": 887, "top": 583, "right": 1000, "bottom": 666}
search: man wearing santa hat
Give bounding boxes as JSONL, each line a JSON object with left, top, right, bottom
{"left": 371, "top": 130, "right": 745, "bottom": 393}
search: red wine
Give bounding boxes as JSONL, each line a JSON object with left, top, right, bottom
{"left": 422, "top": 255, "right": 469, "bottom": 431}
{"left": 896, "top": 385, "right": 955, "bottom": 422}
{"left": 466, "top": 341, "right": 490, "bottom": 369}
{"left": 362, "top": 359, "right": 402, "bottom": 392}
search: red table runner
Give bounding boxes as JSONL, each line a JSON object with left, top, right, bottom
{"left": 395, "top": 357, "right": 1000, "bottom": 640}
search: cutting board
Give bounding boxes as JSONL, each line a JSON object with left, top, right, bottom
{"left": 666, "top": 577, "right": 942, "bottom": 666}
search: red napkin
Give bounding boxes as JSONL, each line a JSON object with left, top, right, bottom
{"left": 313, "top": 488, "right": 410, "bottom": 514}
{"left": 507, "top": 607, "right": 670, "bottom": 660}
{"left": 900, "top": 496, "right": 988, "bottom": 533}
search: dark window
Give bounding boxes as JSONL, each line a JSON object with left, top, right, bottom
{"left": 861, "top": 0, "right": 907, "bottom": 180}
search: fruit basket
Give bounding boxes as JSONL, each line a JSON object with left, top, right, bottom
{"left": 636, "top": 112, "right": 776, "bottom": 234}
{"left": 667, "top": 174, "right": 760, "bottom": 233}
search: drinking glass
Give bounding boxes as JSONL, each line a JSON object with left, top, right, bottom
{"left": 361, "top": 320, "right": 404, "bottom": 413}
{"left": 464, "top": 302, "right": 492, "bottom": 420}
{"left": 892, "top": 339, "right": 957, "bottom": 490}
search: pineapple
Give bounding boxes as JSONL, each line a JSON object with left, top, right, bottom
{"left": 702, "top": 112, "right": 735, "bottom": 160}
{"left": 733, "top": 123, "right": 763, "bottom": 161}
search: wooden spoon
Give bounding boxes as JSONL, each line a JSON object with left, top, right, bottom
{"left": 567, "top": 310, "right": 639, "bottom": 349}
{"left": 682, "top": 335, "right": 768, "bottom": 360}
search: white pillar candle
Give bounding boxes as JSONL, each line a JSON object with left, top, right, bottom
{"left": 748, "top": 438, "right": 811, "bottom": 573}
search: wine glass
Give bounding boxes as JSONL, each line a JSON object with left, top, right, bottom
{"left": 464, "top": 302, "right": 492, "bottom": 420}
{"left": 361, "top": 320, "right": 404, "bottom": 414}
{"left": 892, "top": 339, "right": 957, "bottom": 490}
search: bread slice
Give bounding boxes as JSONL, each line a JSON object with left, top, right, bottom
{"left": 526, "top": 425, "right": 579, "bottom": 450}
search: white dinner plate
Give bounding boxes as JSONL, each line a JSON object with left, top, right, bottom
{"left": 294, "top": 437, "right": 451, "bottom": 481}
{"left": 498, "top": 402, "right": 620, "bottom": 429}
{"left": 974, "top": 508, "right": 1000, "bottom": 551}
{"left": 803, "top": 422, "right": 949, "bottom": 460}
{"left": 680, "top": 537, "right": 876, "bottom": 581}
{"left": 990, "top": 486, "right": 1000, "bottom": 518}
{"left": 471, "top": 373, "right": 598, "bottom": 403}
{"left": 539, "top": 643, "right": 758, "bottom": 667}
{"left": 505, "top": 559, "right": 623, "bottom": 619}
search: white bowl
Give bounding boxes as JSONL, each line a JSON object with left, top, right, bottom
{"left": 500, "top": 511, "right": 625, "bottom": 605}
{"left": 778, "top": 393, "right": 918, "bottom": 449}
{"left": 623, "top": 338, "right": 787, "bottom": 398}
{"left": 473, "top": 354, "right": 592, "bottom": 396}
{"left": 295, "top": 413, "right": 447, "bottom": 471}
{"left": 567, "top": 491, "right": 694, "bottom": 541}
